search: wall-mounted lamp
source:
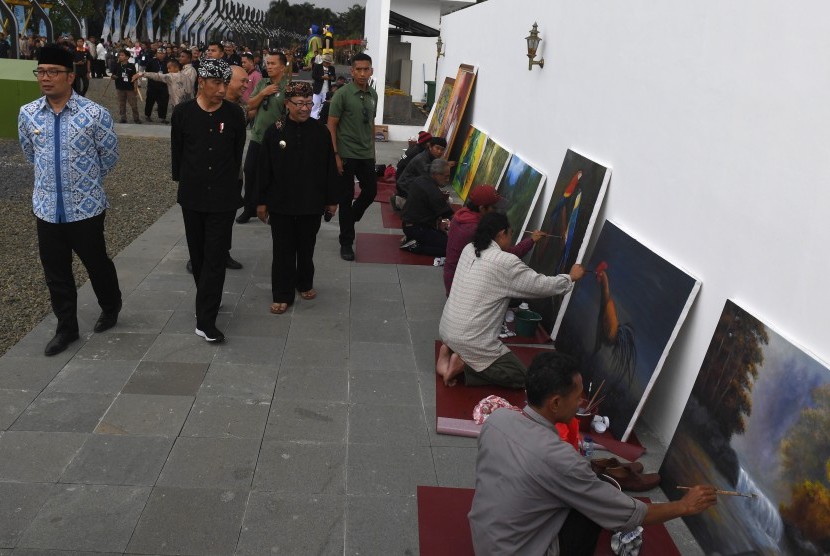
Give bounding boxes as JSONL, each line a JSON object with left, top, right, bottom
{"left": 436, "top": 36, "right": 445, "bottom": 58}
{"left": 525, "top": 22, "right": 544, "bottom": 70}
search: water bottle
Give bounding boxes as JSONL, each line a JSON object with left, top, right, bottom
{"left": 519, "top": 302, "right": 529, "bottom": 311}
{"left": 583, "top": 435, "right": 594, "bottom": 458}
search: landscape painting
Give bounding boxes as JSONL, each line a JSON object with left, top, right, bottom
{"left": 528, "top": 148, "right": 611, "bottom": 331}
{"left": 470, "top": 136, "right": 511, "bottom": 192}
{"left": 450, "top": 126, "right": 487, "bottom": 200}
{"left": 660, "top": 299, "right": 830, "bottom": 555}
{"left": 554, "top": 220, "right": 700, "bottom": 441}
{"left": 435, "top": 64, "right": 477, "bottom": 156}
{"left": 495, "top": 154, "right": 545, "bottom": 244}
{"left": 426, "top": 77, "right": 454, "bottom": 137}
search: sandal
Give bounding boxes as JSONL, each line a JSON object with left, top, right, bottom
{"left": 299, "top": 289, "right": 317, "bottom": 300}
{"left": 270, "top": 303, "right": 289, "bottom": 314}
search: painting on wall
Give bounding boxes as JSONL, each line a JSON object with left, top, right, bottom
{"left": 554, "top": 220, "right": 701, "bottom": 441}
{"left": 433, "top": 64, "right": 477, "bottom": 155}
{"left": 450, "top": 126, "right": 487, "bottom": 200}
{"left": 495, "top": 154, "right": 545, "bottom": 244}
{"left": 426, "top": 77, "right": 454, "bottom": 137}
{"left": 470, "top": 136, "right": 512, "bottom": 196}
{"left": 528, "top": 148, "right": 611, "bottom": 331}
{"left": 660, "top": 299, "right": 830, "bottom": 555}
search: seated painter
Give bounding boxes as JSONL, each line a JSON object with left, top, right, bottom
{"left": 400, "top": 158, "right": 455, "bottom": 257}
{"left": 437, "top": 212, "right": 584, "bottom": 387}
{"left": 394, "top": 136, "right": 449, "bottom": 202}
{"left": 469, "top": 351, "right": 717, "bottom": 556}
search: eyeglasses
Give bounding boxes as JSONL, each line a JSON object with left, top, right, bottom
{"left": 287, "top": 99, "right": 313, "bottom": 108}
{"left": 33, "top": 68, "right": 71, "bottom": 78}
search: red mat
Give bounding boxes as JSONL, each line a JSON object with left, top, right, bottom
{"left": 501, "top": 320, "right": 553, "bottom": 345}
{"left": 417, "top": 488, "right": 678, "bottom": 556}
{"left": 355, "top": 233, "right": 435, "bottom": 266}
{"left": 434, "top": 341, "right": 549, "bottom": 437}
{"left": 380, "top": 201, "right": 403, "bottom": 229}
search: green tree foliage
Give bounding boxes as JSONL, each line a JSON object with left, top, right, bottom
{"left": 266, "top": 0, "right": 364, "bottom": 44}
{"left": 780, "top": 385, "right": 830, "bottom": 486}
{"left": 693, "top": 303, "right": 769, "bottom": 438}
{"left": 780, "top": 471, "right": 830, "bottom": 551}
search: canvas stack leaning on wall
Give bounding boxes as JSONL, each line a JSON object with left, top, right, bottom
{"left": 659, "top": 299, "right": 830, "bottom": 555}
{"left": 554, "top": 220, "right": 701, "bottom": 442}
{"left": 528, "top": 148, "right": 611, "bottom": 332}
{"left": 426, "top": 77, "right": 454, "bottom": 137}
{"left": 426, "top": 64, "right": 477, "bottom": 157}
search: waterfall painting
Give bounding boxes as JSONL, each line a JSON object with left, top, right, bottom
{"left": 554, "top": 220, "right": 700, "bottom": 441}
{"left": 660, "top": 299, "right": 830, "bottom": 555}
{"left": 495, "top": 154, "right": 545, "bottom": 245}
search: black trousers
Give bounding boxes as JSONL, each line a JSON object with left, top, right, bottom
{"left": 338, "top": 157, "right": 377, "bottom": 246}
{"left": 181, "top": 208, "right": 235, "bottom": 331}
{"left": 72, "top": 70, "right": 89, "bottom": 96}
{"left": 36, "top": 212, "right": 122, "bottom": 335}
{"left": 402, "top": 224, "right": 448, "bottom": 257}
{"left": 242, "top": 140, "right": 261, "bottom": 215}
{"left": 145, "top": 86, "right": 169, "bottom": 120}
{"left": 270, "top": 214, "right": 322, "bottom": 304}
{"left": 558, "top": 509, "right": 602, "bottom": 556}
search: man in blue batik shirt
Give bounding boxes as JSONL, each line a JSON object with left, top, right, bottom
{"left": 18, "top": 43, "right": 122, "bottom": 356}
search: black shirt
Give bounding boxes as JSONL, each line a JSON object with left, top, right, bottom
{"left": 171, "top": 99, "right": 247, "bottom": 212}
{"left": 257, "top": 117, "right": 339, "bottom": 215}
{"left": 401, "top": 175, "right": 454, "bottom": 228}
{"left": 73, "top": 48, "right": 91, "bottom": 74}
{"left": 145, "top": 57, "right": 168, "bottom": 92}
{"left": 112, "top": 62, "right": 138, "bottom": 91}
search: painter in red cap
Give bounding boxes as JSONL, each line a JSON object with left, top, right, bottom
{"left": 417, "top": 130, "right": 433, "bottom": 145}
{"left": 468, "top": 184, "right": 502, "bottom": 208}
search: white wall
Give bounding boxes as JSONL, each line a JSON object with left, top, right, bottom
{"left": 363, "top": 0, "right": 390, "bottom": 124}
{"left": 390, "top": 0, "right": 440, "bottom": 100}
{"left": 441, "top": 0, "right": 830, "bottom": 444}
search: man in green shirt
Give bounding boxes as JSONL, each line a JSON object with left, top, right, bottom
{"left": 236, "top": 50, "right": 291, "bottom": 223}
{"left": 327, "top": 53, "right": 379, "bottom": 261}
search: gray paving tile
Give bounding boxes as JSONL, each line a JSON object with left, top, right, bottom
{"left": 212, "top": 334, "right": 286, "bottom": 366}
{"left": 350, "top": 264, "right": 400, "bottom": 283}
{"left": 291, "top": 296, "right": 350, "bottom": 319}
{"left": 348, "top": 341, "right": 417, "bottom": 372}
{"left": 102, "top": 308, "right": 174, "bottom": 334}
{"left": 282, "top": 338, "right": 348, "bottom": 368}
{"left": 122, "top": 361, "right": 208, "bottom": 396}
{"left": 407, "top": 317, "right": 441, "bottom": 345}
{"left": 180, "top": 396, "right": 270, "bottom": 439}
{"left": 264, "top": 400, "right": 347, "bottom": 443}
{"left": 43, "top": 359, "right": 138, "bottom": 395}
{"left": 350, "top": 316, "right": 410, "bottom": 345}
{"left": 221, "top": 271, "right": 253, "bottom": 295}
{"left": 350, "top": 282, "right": 403, "bottom": 304}
{"left": 142, "top": 333, "right": 218, "bottom": 364}
{"left": 17, "top": 484, "right": 150, "bottom": 552}
{"left": 117, "top": 238, "right": 177, "bottom": 260}
{"left": 432, "top": 446, "right": 478, "bottom": 488}
{"left": 234, "top": 281, "right": 275, "bottom": 315}
{"left": 10, "top": 392, "right": 114, "bottom": 433}
{"left": 403, "top": 300, "right": 447, "bottom": 320}
{"left": 349, "top": 298, "right": 407, "bottom": 321}
{"left": 60, "top": 435, "right": 174, "bottom": 486}
{"left": 3, "top": 327, "right": 85, "bottom": 363}
{"left": 156, "top": 437, "right": 259, "bottom": 489}
{"left": 96, "top": 394, "right": 193, "bottom": 436}
{"left": 0, "top": 482, "right": 55, "bottom": 547}
{"left": 254, "top": 441, "right": 345, "bottom": 494}
{"left": 0, "top": 389, "right": 38, "bottom": 430}
{"left": 237, "top": 492, "right": 344, "bottom": 555}
{"left": 0, "top": 356, "right": 66, "bottom": 391}
{"left": 198, "top": 363, "right": 277, "bottom": 400}
{"left": 348, "top": 369, "right": 422, "bottom": 406}
{"left": 345, "top": 495, "right": 418, "bottom": 555}
{"left": 347, "top": 443, "right": 436, "bottom": 496}
{"left": 123, "top": 289, "right": 190, "bottom": 311}
{"left": 274, "top": 366, "right": 348, "bottom": 403}
{"left": 413, "top": 340, "right": 439, "bottom": 375}
{"left": 348, "top": 403, "right": 429, "bottom": 446}
{"left": 0, "top": 431, "right": 88, "bottom": 482}
{"left": 161, "top": 309, "right": 231, "bottom": 335}
{"left": 287, "top": 315, "right": 349, "bottom": 345}
{"left": 73, "top": 333, "right": 156, "bottom": 362}
{"left": 222, "top": 313, "right": 292, "bottom": 338}
{"left": 126, "top": 486, "right": 247, "bottom": 556}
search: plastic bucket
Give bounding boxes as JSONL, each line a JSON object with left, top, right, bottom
{"left": 514, "top": 309, "right": 542, "bottom": 337}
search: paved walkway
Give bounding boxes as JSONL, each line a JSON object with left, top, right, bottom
{"left": 0, "top": 135, "right": 697, "bottom": 554}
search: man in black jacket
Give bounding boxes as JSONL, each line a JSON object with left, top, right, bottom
{"left": 144, "top": 48, "right": 169, "bottom": 123}
{"left": 171, "top": 59, "right": 246, "bottom": 342}
{"left": 256, "top": 82, "right": 339, "bottom": 315}
{"left": 400, "top": 158, "right": 455, "bottom": 257}
{"left": 311, "top": 54, "right": 336, "bottom": 120}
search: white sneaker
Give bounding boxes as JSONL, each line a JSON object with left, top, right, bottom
{"left": 400, "top": 238, "right": 417, "bottom": 250}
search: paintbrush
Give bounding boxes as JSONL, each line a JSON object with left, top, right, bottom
{"left": 677, "top": 486, "right": 756, "bottom": 499}
{"left": 585, "top": 379, "right": 605, "bottom": 411}
{"left": 522, "top": 231, "right": 562, "bottom": 238}
{"left": 584, "top": 395, "right": 606, "bottom": 414}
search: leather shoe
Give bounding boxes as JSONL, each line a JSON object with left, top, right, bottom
{"left": 44, "top": 332, "right": 79, "bottom": 356}
{"left": 598, "top": 466, "right": 661, "bottom": 492}
{"left": 186, "top": 260, "right": 193, "bottom": 274}
{"left": 340, "top": 245, "right": 355, "bottom": 261}
{"left": 591, "top": 457, "right": 644, "bottom": 475}
{"left": 225, "top": 255, "right": 243, "bottom": 270}
{"left": 235, "top": 211, "right": 253, "bottom": 224}
{"left": 93, "top": 301, "right": 122, "bottom": 333}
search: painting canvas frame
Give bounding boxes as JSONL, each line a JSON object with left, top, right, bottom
{"left": 432, "top": 64, "right": 477, "bottom": 156}
{"left": 426, "top": 77, "right": 454, "bottom": 137}
{"left": 470, "top": 135, "right": 512, "bottom": 194}
{"left": 450, "top": 126, "right": 488, "bottom": 200}
{"left": 554, "top": 220, "right": 701, "bottom": 441}
{"left": 659, "top": 299, "right": 830, "bottom": 555}
{"left": 528, "top": 148, "right": 612, "bottom": 333}
{"left": 495, "top": 153, "right": 546, "bottom": 245}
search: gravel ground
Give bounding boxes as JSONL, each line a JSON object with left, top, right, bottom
{"left": 0, "top": 78, "right": 178, "bottom": 355}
